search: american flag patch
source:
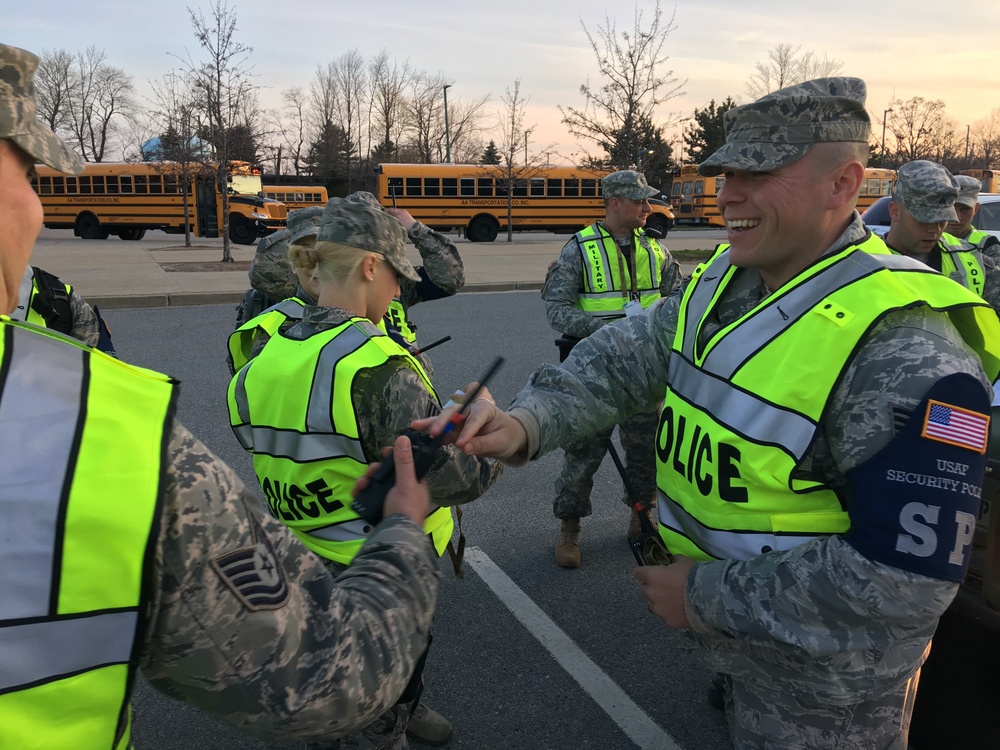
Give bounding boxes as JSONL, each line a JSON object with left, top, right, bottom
{"left": 921, "top": 400, "right": 990, "bottom": 454}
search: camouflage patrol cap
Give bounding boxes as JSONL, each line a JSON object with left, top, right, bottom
{"left": 602, "top": 170, "right": 659, "bottom": 200}
{"left": 0, "top": 44, "right": 83, "bottom": 174}
{"left": 286, "top": 206, "right": 324, "bottom": 247}
{"left": 698, "top": 77, "right": 871, "bottom": 177}
{"left": 954, "top": 174, "right": 982, "bottom": 208}
{"left": 893, "top": 160, "right": 959, "bottom": 223}
{"left": 317, "top": 197, "right": 419, "bottom": 282}
{"left": 345, "top": 190, "right": 385, "bottom": 211}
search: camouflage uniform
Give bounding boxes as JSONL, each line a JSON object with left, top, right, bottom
{"left": 952, "top": 174, "right": 1000, "bottom": 257}
{"left": 502, "top": 79, "right": 996, "bottom": 748}
{"left": 8, "top": 264, "right": 100, "bottom": 347}
{"left": 140, "top": 422, "right": 440, "bottom": 744}
{"left": 542, "top": 202, "right": 681, "bottom": 521}
{"left": 1, "top": 41, "right": 440, "bottom": 747}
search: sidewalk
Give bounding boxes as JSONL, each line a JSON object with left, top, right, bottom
{"left": 28, "top": 228, "right": 718, "bottom": 309}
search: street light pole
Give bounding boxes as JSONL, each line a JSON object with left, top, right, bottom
{"left": 443, "top": 84, "right": 452, "bottom": 164}
{"left": 636, "top": 147, "right": 654, "bottom": 172}
{"left": 881, "top": 107, "right": 893, "bottom": 168}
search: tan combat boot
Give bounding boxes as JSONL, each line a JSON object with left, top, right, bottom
{"left": 628, "top": 498, "right": 658, "bottom": 540}
{"left": 555, "top": 517, "right": 581, "bottom": 568}
{"left": 406, "top": 702, "right": 454, "bottom": 746}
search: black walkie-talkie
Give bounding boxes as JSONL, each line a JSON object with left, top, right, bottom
{"left": 351, "top": 357, "right": 504, "bottom": 524}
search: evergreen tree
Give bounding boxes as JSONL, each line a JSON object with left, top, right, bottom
{"left": 481, "top": 140, "right": 501, "bottom": 165}
{"left": 685, "top": 97, "right": 738, "bottom": 166}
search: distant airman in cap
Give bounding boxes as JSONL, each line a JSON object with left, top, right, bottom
{"left": 947, "top": 174, "right": 1000, "bottom": 254}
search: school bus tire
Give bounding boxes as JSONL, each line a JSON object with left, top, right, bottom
{"left": 467, "top": 216, "right": 499, "bottom": 243}
{"left": 644, "top": 214, "right": 671, "bottom": 239}
{"left": 75, "top": 213, "right": 109, "bottom": 240}
{"left": 118, "top": 228, "right": 146, "bottom": 241}
{"left": 229, "top": 216, "right": 257, "bottom": 245}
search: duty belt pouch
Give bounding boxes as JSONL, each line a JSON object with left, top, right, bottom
{"left": 397, "top": 634, "right": 431, "bottom": 709}
{"left": 555, "top": 335, "right": 582, "bottom": 363}
{"left": 30, "top": 267, "right": 73, "bottom": 335}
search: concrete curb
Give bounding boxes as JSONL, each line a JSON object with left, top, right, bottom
{"left": 88, "top": 282, "right": 545, "bottom": 310}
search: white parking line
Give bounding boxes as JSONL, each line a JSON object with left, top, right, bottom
{"left": 465, "top": 547, "right": 682, "bottom": 750}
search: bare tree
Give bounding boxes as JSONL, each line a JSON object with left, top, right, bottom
{"left": 559, "top": 1, "right": 685, "bottom": 169}
{"left": 745, "top": 43, "right": 844, "bottom": 99}
{"left": 147, "top": 70, "right": 209, "bottom": 246}
{"left": 35, "top": 49, "right": 74, "bottom": 133}
{"left": 886, "top": 96, "right": 954, "bottom": 165}
{"left": 368, "top": 50, "right": 414, "bottom": 163}
{"left": 181, "top": 0, "right": 258, "bottom": 261}
{"left": 971, "top": 108, "right": 1000, "bottom": 169}
{"left": 331, "top": 50, "right": 368, "bottom": 190}
{"left": 486, "top": 80, "right": 551, "bottom": 242}
{"left": 275, "top": 86, "right": 311, "bottom": 175}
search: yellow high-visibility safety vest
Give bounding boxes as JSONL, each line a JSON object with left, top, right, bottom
{"left": 385, "top": 298, "right": 417, "bottom": 344}
{"left": 0, "top": 318, "right": 176, "bottom": 748}
{"left": 228, "top": 316, "right": 453, "bottom": 564}
{"left": 228, "top": 297, "right": 307, "bottom": 373}
{"left": 574, "top": 224, "right": 666, "bottom": 320}
{"left": 656, "top": 237, "right": 1000, "bottom": 561}
{"left": 938, "top": 233, "right": 987, "bottom": 298}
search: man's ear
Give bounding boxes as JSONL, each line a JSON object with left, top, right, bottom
{"left": 831, "top": 161, "right": 865, "bottom": 210}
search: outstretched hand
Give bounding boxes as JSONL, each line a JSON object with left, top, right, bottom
{"left": 410, "top": 382, "right": 528, "bottom": 460}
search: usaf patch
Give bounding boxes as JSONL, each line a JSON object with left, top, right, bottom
{"left": 921, "top": 400, "right": 989, "bottom": 454}
{"left": 211, "top": 511, "right": 289, "bottom": 610}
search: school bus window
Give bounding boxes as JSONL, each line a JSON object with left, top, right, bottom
{"left": 405, "top": 177, "right": 421, "bottom": 197}
{"left": 565, "top": 178, "right": 579, "bottom": 197}
{"left": 547, "top": 178, "right": 562, "bottom": 197}
{"left": 424, "top": 178, "right": 440, "bottom": 197}
{"left": 694, "top": 181, "right": 704, "bottom": 195}
{"left": 121, "top": 176, "right": 133, "bottom": 194}
{"left": 105, "top": 177, "right": 120, "bottom": 195}
{"left": 442, "top": 178, "right": 458, "bottom": 197}
{"left": 293, "top": 191, "right": 303, "bottom": 202}
{"left": 530, "top": 178, "right": 545, "bottom": 197}
{"left": 387, "top": 177, "right": 403, "bottom": 198}
{"left": 166, "top": 175, "right": 180, "bottom": 194}
{"left": 672, "top": 181, "right": 681, "bottom": 196}
{"left": 78, "top": 176, "right": 91, "bottom": 194}
{"left": 496, "top": 179, "right": 509, "bottom": 197}
{"left": 459, "top": 178, "right": 475, "bottom": 197}
{"left": 38, "top": 176, "right": 52, "bottom": 195}
{"left": 681, "top": 181, "right": 694, "bottom": 197}
{"left": 582, "top": 178, "right": 597, "bottom": 197}
{"left": 513, "top": 179, "right": 528, "bottom": 197}
{"left": 881, "top": 179, "right": 893, "bottom": 195}
{"left": 52, "top": 176, "right": 66, "bottom": 195}
{"left": 477, "top": 177, "right": 493, "bottom": 197}
{"left": 134, "top": 175, "right": 147, "bottom": 194}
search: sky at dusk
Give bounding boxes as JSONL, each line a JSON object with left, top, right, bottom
{"left": 8, "top": 0, "right": 1000, "bottom": 163}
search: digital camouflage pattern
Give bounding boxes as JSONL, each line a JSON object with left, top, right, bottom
{"left": 508, "top": 213, "right": 990, "bottom": 742}
{"left": 698, "top": 77, "right": 870, "bottom": 177}
{"left": 600, "top": 170, "right": 659, "bottom": 201}
{"left": 318, "top": 198, "right": 419, "bottom": 282}
{"left": 287, "top": 205, "right": 325, "bottom": 247}
{"left": 954, "top": 174, "right": 982, "bottom": 208}
{"left": 893, "top": 160, "right": 960, "bottom": 223}
{"left": 542, "top": 223, "right": 680, "bottom": 519}
{"left": 280, "top": 304, "right": 502, "bottom": 504}
{"left": 0, "top": 44, "right": 83, "bottom": 173}
{"left": 140, "top": 421, "right": 441, "bottom": 744}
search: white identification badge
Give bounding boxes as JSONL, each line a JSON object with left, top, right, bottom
{"left": 624, "top": 299, "right": 643, "bottom": 318}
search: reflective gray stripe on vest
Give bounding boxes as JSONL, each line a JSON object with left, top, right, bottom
{"left": 682, "top": 249, "right": 887, "bottom": 376}
{"left": 577, "top": 229, "right": 614, "bottom": 292}
{"left": 306, "top": 517, "right": 372, "bottom": 543}
{"left": 9, "top": 266, "right": 34, "bottom": 323}
{"left": 667, "top": 354, "right": 816, "bottom": 460}
{"left": 0, "top": 611, "right": 137, "bottom": 692}
{"left": 657, "top": 490, "right": 819, "bottom": 560}
{"left": 0, "top": 326, "right": 81, "bottom": 620}
{"left": 269, "top": 298, "right": 306, "bottom": 319}
{"left": 231, "top": 321, "right": 378, "bottom": 463}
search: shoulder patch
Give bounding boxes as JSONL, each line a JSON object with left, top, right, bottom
{"left": 211, "top": 511, "right": 289, "bottom": 610}
{"left": 921, "top": 400, "right": 989, "bottom": 454}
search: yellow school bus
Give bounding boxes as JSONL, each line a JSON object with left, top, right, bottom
{"left": 857, "top": 167, "right": 896, "bottom": 212}
{"left": 374, "top": 163, "right": 675, "bottom": 241}
{"left": 670, "top": 165, "right": 895, "bottom": 224}
{"left": 32, "top": 160, "right": 288, "bottom": 244}
{"left": 959, "top": 169, "right": 1000, "bottom": 194}
{"left": 668, "top": 165, "right": 724, "bottom": 227}
{"left": 262, "top": 174, "right": 329, "bottom": 211}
